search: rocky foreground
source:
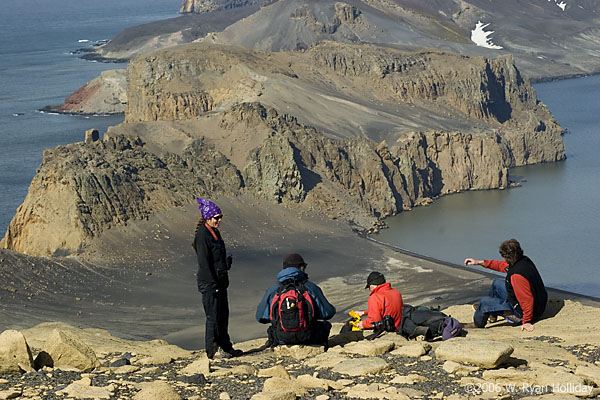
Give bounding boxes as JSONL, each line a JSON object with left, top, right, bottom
{"left": 1, "top": 301, "right": 599, "bottom": 400}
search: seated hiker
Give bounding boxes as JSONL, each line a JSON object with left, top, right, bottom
{"left": 256, "top": 253, "right": 336, "bottom": 346}
{"left": 355, "top": 272, "right": 404, "bottom": 332}
{"left": 465, "top": 238, "right": 548, "bottom": 332}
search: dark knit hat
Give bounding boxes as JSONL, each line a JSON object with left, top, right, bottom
{"left": 283, "top": 253, "right": 307, "bottom": 269}
{"left": 365, "top": 271, "right": 386, "bottom": 288}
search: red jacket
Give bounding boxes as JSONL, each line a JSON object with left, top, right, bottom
{"left": 484, "top": 260, "right": 536, "bottom": 324}
{"left": 362, "top": 283, "right": 404, "bottom": 329}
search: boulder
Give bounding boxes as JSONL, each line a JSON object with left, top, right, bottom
{"left": 179, "top": 356, "right": 210, "bottom": 376}
{"left": 435, "top": 338, "right": 513, "bottom": 369}
{"left": 45, "top": 329, "right": 100, "bottom": 371}
{"left": 55, "top": 377, "right": 114, "bottom": 399}
{"left": 332, "top": 357, "right": 390, "bottom": 376}
{"left": 273, "top": 344, "right": 325, "bottom": 359}
{"left": 263, "top": 377, "right": 307, "bottom": 396}
{"left": 231, "top": 364, "right": 257, "bottom": 376}
{"left": 133, "top": 381, "right": 181, "bottom": 400}
{"left": 576, "top": 365, "right": 600, "bottom": 386}
{"left": 296, "top": 374, "right": 336, "bottom": 390}
{"left": 342, "top": 340, "right": 395, "bottom": 356}
{"left": 250, "top": 390, "right": 296, "bottom": 400}
{"left": 303, "top": 352, "right": 351, "bottom": 368}
{"left": 390, "top": 343, "right": 431, "bottom": 358}
{"left": 258, "top": 364, "right": 290, "bottom": 379}
{"left": 441, "top": 360, "right": 479, "bottom": 376}
{"left": 85, "top": 129, "right": 100, "bottom": 143}
{"left": 344, "top": 383, "right": 410, "bottom": 400}
{"left": 0, "top": 388, "right": 22, "bottom": 400}
{"left": 0, "top": 330, "right": 34, "bottom": 374}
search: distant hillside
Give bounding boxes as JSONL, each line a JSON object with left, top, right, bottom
{"left": 86, "top": 0, "right": 600, "bottom": 81}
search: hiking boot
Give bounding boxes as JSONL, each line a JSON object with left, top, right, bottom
{"left": 224, "top": 348, "right": 243, "bottom": 358}
{"left": 206, "top": 347, "right": 217, "bottom": 360}
{"left": 503, "top": 313, "right": 522, "bottom": 324}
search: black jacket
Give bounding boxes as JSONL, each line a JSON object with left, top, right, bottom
{"left": 505, "top": 256, "right": 548, "bottom": 322}
{"left": 194, "top": 224, "right": 229, "bottom": 289}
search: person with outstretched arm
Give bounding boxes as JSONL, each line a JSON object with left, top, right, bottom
{"left": 465, "top": 238, "right": 547, "bottom": 332}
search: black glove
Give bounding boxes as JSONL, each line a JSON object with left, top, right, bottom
{"left": 226, "top": 255, "right": 232, "bottom": 270}
{"left": 218, "top": 272, "right": 229, "bottom": 289}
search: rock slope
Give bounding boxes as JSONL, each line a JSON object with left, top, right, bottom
{"left": 41, "top": 70, "right": 127, "bottom": 115}
{"left": 92, "top": 0, "right": 600, "bottom": 81}
{"left": 1, "top": 301, "right": 599, "bottom": 399}
{"left": 1, "top": 42, "right": 565, "bottom": 256}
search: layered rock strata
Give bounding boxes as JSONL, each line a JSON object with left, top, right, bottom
{"left": 2, "top": 43, "right": 565, "bottom": 256}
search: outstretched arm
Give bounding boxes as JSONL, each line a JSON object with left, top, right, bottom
{"left": 465, "top": 258, "right": 509, "bottom": 273}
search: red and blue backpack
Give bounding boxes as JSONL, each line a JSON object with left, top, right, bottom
{"left": 269, "top": 280, "right": 315, "bottom": 343}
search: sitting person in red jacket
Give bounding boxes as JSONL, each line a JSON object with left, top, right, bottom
{"left": 356, "top": 272, "right": 404, "bottom": 331}
{"left": 465, "top": 238, "right": 548, "bottom": 332}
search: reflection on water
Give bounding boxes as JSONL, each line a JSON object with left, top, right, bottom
{"left": 376, "top": 75, "right": 600, "bottom": 298}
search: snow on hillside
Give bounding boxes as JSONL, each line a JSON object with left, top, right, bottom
{"left": 471, "top": 21, "right": 503, "bottom": 49}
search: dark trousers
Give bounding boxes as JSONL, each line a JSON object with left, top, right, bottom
{"left": 268, "top": 320, "right": 332, "bottom": 346}
{"left": 198, "top": 282, "right": 233, "bottom": 353}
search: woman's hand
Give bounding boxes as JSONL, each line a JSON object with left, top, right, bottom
{"left": 464, "top": 258, "right": 484, "bottom": 266}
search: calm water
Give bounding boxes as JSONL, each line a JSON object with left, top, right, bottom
{"left": 376, "top": 75, "right": 600, "bottom": 298}
{"left": 0, "top": 0, "right": 181, "bottom": 233}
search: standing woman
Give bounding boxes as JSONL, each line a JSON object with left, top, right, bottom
{"left": 193, "top": 198, "right": 242, "bottom": 358}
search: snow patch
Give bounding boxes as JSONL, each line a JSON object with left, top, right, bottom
{"left": 548, "top": 0, "right": 567, "bottom": 11}
{"left": 471, "top": 21, "right": 503, "bottom": 50}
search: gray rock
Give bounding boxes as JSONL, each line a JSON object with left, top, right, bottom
{"left": 85, "top": 129, "right": 100, "bottom": 143}
{"left": 250, "top": 390, "right": 297, "bottom": 400}
{"left": 45, "top": 329, "right": 100, "bottom": 372}
{"left": 342, "top": 339, "right": 395, "bottom": 356}
{"left": 332, "top": 357, "right": 390, "bottom": 376}
{"left": 0, "top": 330, "right": 34, "bottom": 374}
{"left": 258, "top": 364, "right": 290, "bottom": 379}
{"left": 435, "top": 338, "right": 513, "bottom": 369}
{"left": 179, "top": 356, "right": 210, "bottom": 376}
{"left": 390, "top": 343, "right": 431, "bottom": 358}
{"left": 0, "top": 388, "right": 22, "bottom": 400}
{"left": 133, "top": 381, "right": 181, "bottom": 400}
{"left": 55, "top": 377, "right": 113, "bottom": 399}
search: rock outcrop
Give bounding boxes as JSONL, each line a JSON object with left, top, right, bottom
{"left": 2, "top": 42, "right": 566, "bottom": 256}
{"left": 1, "top": 300, "right": 600, "bottom": 398}
{"left": 0, "top": 134, "right": 242, "bottom": 256}
{"left": 42, "top": 69, "right": 126, "bottom": 115}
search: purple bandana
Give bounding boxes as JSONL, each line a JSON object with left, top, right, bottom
{"left": 197, "top": 198, "right": 221, "bottom": 220}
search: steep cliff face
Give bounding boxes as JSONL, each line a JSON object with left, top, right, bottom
{"left": 2, "top": 42, "right": 566, "bottom": 256}
{"left": 240, "top": 104, "right": 510, "bottom": 219}
{"left": 0, "top": 136, "right": 242, "bottom": 256}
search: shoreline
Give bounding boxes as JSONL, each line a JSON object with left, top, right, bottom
{"left": 38, "top": 106, "right": 124, "bottom": 117}
{"left": 363, "top": 234, "right": 600, "bottom": 304}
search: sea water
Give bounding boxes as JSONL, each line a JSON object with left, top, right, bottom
{"left": 375, "top": 75, "right": 600, "bottom": 298}
{"left": 0, "top": 0, "right": 180, "bottom": 233}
